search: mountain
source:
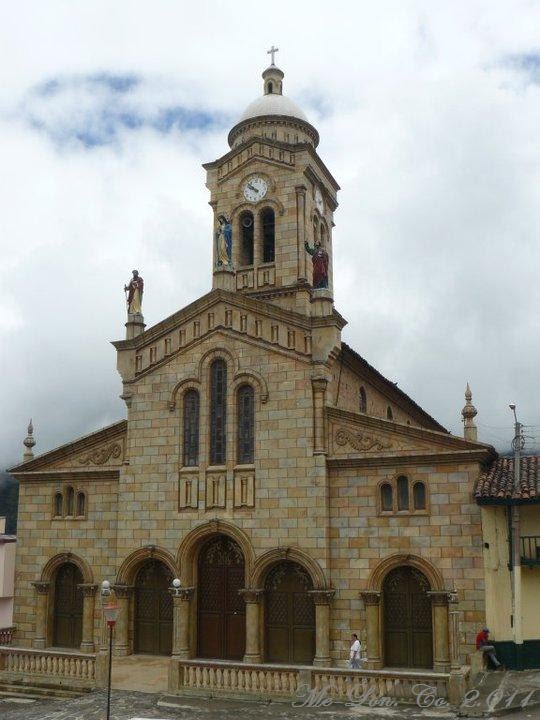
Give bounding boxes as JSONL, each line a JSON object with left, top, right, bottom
{"left": 0, "top": 472, "right": 19, "bottom": 534}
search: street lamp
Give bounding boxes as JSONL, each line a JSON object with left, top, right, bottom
{"left": 171, "top": 578, "right": 182, "bottom": 596}
{"left": 101, "top": 581, "right": 118, "bottom": 720}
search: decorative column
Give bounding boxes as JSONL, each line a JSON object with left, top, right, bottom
{"left": 428, "top": 591, "right": 451, "bottom": 672}
{"left": 171, "top": 587, "right": 195, "bottom": 659}
{"left": 360, "top": 591, "right": 382, "bottom": 669}
{"left": 112, "top": 585, "right": 132, "bottom": 656}
{"left": 310, "top": 589, "right": 336, "bottom": 667}
{"left": 311, "top": 375, "right": 328, "bottom": 455}
{"left": 295, "top": 185, "right": 307, "bottom": 282}
{"left": 79, "top": 584, "right": 98, "bottom": 652}
{"left": 31, "top": 581, "right": 50, "bottom": 649}
{"left": 239, "top": 589, "right": 265, "bottom": 663}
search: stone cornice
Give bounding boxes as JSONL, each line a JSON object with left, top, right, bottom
{"left": 31, "top": 581, "right": 50, "bottom": 595}
{"left": 226, "top": 117, "right": 320, "bottom": 154}
{"left": 328, "top": 450, "right": 492, "bottom": 469}
{"left": 10, "top": 469, "right": 120, "bottom": 483}
{"left": 8, "top": 421, "right": 127, "bottom": 474}
{"left": 360, "top": 591, "right": 381, "bottom": 605}
{"left": 169, "top": 586, "right": 195, "bottom": 601}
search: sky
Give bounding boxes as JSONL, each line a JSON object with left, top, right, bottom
{"left": 1, "top": 0, "right": 539, "bottom": 468}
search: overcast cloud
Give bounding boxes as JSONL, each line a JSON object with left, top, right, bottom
{"left": 1, "top": 0, "right": 539, "bottom": 468}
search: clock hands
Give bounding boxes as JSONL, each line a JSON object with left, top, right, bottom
{"left": 247, "top": 183, "right": 258, "bottom": 193}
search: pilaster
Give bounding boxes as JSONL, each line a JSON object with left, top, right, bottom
{"left": 360, "top": 591, "right": 382, "bottom": 669}
{"left": 309, "top": 590, "right": 335, "bottom": 667}
{"left": 31, "top": 581, "right": 50, "bottom": 649}
{"left": 239, "top": 588, "right": 265, "bottom": 663}
{"left": 78, "top": 584, "right": 98, "bottom": 652}
{"left": 170, "top": 587, "right": 195, "bottom": 659}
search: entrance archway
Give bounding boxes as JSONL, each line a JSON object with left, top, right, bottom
{"left": 265, "top": 561, "right": 315, "bottom": 664}
{"left": 383, "top": 566, "right": 433, "bottom": 668}
{"left": 53, "top": 563, "right": 83, "bottom": 648}
{"left": 134, "top": 560, "right": 173, "bottom": 655}
{"left": 197, "top": 535, "right": 245, "bottom": 660}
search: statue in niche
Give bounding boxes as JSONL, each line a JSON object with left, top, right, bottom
{"left": 304, "top": 239, "right": 329, "bottom": 289}
{"left": 124, "top": 269, "right": 144, "bottom": 314}
{"left": 216, "top": 214, "right": 233, "bottom": 267}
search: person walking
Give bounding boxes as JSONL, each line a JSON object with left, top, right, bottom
{"left": 349, "top": 633, "right": 361, "bottom": 669}
{"left": 476, "top": 628, "right": 502, "bottom": 669}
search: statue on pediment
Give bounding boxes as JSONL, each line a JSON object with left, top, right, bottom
{"left": 305, "top": 239, "right": 329, "bottom": 289}
{"left": 125, "top": 269, "right": 144, "bottom": 314}
{"left": 216, "top": 214, "right": 233, "bottom": 267}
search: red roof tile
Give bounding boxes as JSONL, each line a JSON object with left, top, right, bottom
{"left": 475, "top": 455, "right": 539, "bottom": 500}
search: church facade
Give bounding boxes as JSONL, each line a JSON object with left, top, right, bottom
{"left": 5, "top": 60, "right": 498, "bottom": 697}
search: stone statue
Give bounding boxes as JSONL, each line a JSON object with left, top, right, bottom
{"left": 304, "top": 240, "right": 329, "bottom": 289}
{"left": 216, "top": 214, "right": 233, "bottom": 266}
{"left": 124, "top": 269, "right": 144, "bottom": 314}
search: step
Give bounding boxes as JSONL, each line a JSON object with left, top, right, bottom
{"left": 0, "top": 682, "right": 91, "bottom": 699}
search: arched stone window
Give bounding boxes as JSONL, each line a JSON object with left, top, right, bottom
{"left": 413, "top": 482, "right": 426, "bottom": 510}
{"left": 66, "top": 486, "right": 74, "bottom": 516}
{"left": 386, "top": 406, "right": 393, "bottom": 420}
{"left": 210, "top": 359, "right": 227, "bottom": 465}
{"left": 76, "top": 492, "right": 86, "bottom": 517}
{"left": 237, "top": 384, "right": 255, "bottom": 464}
{"left": 239, "top": 211, "right": 254, "bottom": 266}
{"left": 261, "top": 208, "right": 275, "bottom": 263}
{"left": 267, "top": 81, "right": 273, "bottom": 94}
{"left": 397, "top": 475, "right": 409, "bottom": 511}
{"left": 183, "top": 389, "right": 200, "bottom": 467}
{"left": 380, "top": 483, "right": 393, "bottom": 512}
{"left": 54, "top": 492, "right": 63, "bottom": 517}
{"left": 359, "top": 386, "right": 367, "bottom": 413}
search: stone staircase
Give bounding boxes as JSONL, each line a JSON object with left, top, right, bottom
{"left": 0, "top": 678, "right": 93, "bottom": 700}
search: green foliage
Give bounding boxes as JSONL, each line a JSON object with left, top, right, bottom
{"left": 0, "top": 473, "right": 19, "bottom": 534}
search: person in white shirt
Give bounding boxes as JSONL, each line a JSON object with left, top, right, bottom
{"left": 350, "top": 633, "right": 361, "bottom": 669}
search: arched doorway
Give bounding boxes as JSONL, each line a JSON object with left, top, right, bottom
{"left": 53, "top": 563, "right": 83, "bottom": 648}
{"left": 383, "top": 566, "right": 433, "bottom": 668}
{"left": 134, "top": 560, "right": 173, "bottom": 655}
{"left": 265, "top": 561, "right": 315, "bottom": 664}
{"left": 197, "top": 535, "right": 245, "bottom": 660}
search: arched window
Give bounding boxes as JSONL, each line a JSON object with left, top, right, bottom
{"left": 261, "top": 208, "right": 275, "bottom": 263}
{"left": 267, "top": 81, "right": 273, "bottom": 94}
{"left": 210, "top": 359, "right": 227, "bottom": 465}
{"left": 54, "top": 492, "right": 63, "bottom": 517}
{"left": 66, "top": 486, "right": 74, "bottom": 516}
{"left": 183, "top": 389, "right": 200, "bottom": 467}
{"left": 76, "top": 492, "right": 86, "bottom": 517}
{"left": 397, "top": 475, "right": 409, "bottom": 511}
{"left": 239, "top": 211, "right": 254, "bottom": 266}
{"left": 413, "top": 482, "right": 426, "bottom": 510}
{"left": 380, "top": 483, "right": 393, "bottom": 512}
{"left": 237, "top": 384, "right": 255, "bottom": 464}
{"left": 359, "top": 386, "right": 367, "bottom": 413}
{"left": 386, "top": 406, "right": 393, "bottom": 420}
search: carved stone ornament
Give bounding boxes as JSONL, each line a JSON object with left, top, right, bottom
{"left": 360, "top": 590, "right": 381, "bottom": 605}
{"left": 78, "top": 442, "right": 123, "bottom": 466}
{"left": 309, "top": 589, "right": 336, "bottom": 605}
{"left": 77, "top": 583, "right": 98, "bottom": 597}
{"left": 169, "top": 586, "right": 195, "bottom": 601}
{"left": 32, "top": 581, "right": 50, "bottom": 595}
{"left": 112, "top": 585, "right": 133, "bottom": 599}
{"left": 427, "top": 591, "right": 453, "bottom": 606}
{"left": 239, "top": 588, "right": 265, "bottom": 603}
{"left": 335, "top": 428, "right": 393, "bottom": 452}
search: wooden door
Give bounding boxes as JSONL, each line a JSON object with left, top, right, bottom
{"left": 265, "top": 561, "right": 315, "bottom": 664}
{"left": 53, "top": 563, "right": 83, "bottom": 648}
{"left": 134, "top": 561, "right": 173, "bottom": 655}
{"left": 197, "top": 536, "right": 245, "bottom": 660}
{"left": 383, "top": 567, "right": 433, "bottom": 668}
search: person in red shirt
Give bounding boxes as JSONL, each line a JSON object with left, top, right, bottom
{"left": 476, "top": 628, "right": 502, "bottom": 669}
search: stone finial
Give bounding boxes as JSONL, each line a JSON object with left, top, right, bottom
{"left": 23, "top": 419, "right": 36, "bottom": 460}
{"left": 461, "top": 383, "right": 478, "bottom": 442}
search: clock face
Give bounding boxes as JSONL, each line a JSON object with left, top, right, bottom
{"left": 243, "top": 176, "right": 268, "bottom": 203}
{"left": 315, "top": 188, "right": 324, "bottom": 214}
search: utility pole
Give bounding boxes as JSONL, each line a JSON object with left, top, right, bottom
{"left": 509, "top": 404, "right": 523, "bottom": 668}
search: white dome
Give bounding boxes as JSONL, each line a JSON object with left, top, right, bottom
{"left": 239, "top": 93, "right": 308, "bottom": 123}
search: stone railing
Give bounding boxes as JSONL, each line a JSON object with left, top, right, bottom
{"left": 0, "top": 646, "right": 96, "bottom": 686}
{"left": 0, "top": 627, "right": 15, "bottom": 645}
{"left": 171, "top": 658, "right": 450, "bottom": 701}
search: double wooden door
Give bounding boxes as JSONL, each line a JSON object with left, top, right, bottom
{"left": 383, "top": 567, "right": 433, "bottom": 668}
{"left": 134, "top": 560, "right": 173, "bottom": 655}
{"left": 197, "top": 536, "right": 245, "bottom": 660}
{"left": 53, "top": 563, "right": 83, "bottom": 648}
{"left": 265, "top": 561, "right": 315, "bottom": 664}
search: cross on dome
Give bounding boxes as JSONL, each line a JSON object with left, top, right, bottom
{"left": 267, "top": 45, "right": 279, "bottom": 66}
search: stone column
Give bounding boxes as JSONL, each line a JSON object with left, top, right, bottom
{"left": 360, "top": 591, "right": 382, "bottom": 669}
{"left": 311, "top": 376, "right": 328, "bottom": 455}
{"left": 31, "top": 581, "right": 50, "bottom": 649}
{"left": 310, "top": 590, "right": 335, "bottom": 667}
{"left": 428, "top": 591, "right": 451, "bottom": 672}
{"left": 79, "top": 584, "right": 98, "bottom": 652}
{"left": 171, "top": 587, "right": 195, "bottom": 659}
{"left": 113, "top": 585, "right": 133, "bottom": 656}
{"left": 295, "top": 185, "right": 307, "bottom": 282}
{"left": 239, "top": 589, "right": 264, "bottom": 663}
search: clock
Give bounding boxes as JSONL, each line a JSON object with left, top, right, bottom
{"left": 315, "top": 188, "right": 324, "bottom": 214}
{"left": 243, "top": 177, "right": 268, "bottom": 203}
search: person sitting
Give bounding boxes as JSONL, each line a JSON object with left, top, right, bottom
{"left": 476, "top": 628, "right": 502, "bottom": 669}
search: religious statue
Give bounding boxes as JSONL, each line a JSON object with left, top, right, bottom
{"left": 304, "top": 239, "right": 329, "bottom": 289}
{"left": 124, "top": 269, "right": 144, "bottom": 314}
{"left": 216, "top": 214, "right": 233, "bottom": 267}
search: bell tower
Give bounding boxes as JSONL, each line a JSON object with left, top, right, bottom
{"left": 203, "top": 52, "right": 340, "bottom": 316}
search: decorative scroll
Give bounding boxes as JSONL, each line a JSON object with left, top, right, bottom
{"left": 77, "top": 442, "right": 123, "bottom": 466}
{"left": 334, "top": 427, "right": 393, "bottom": 452}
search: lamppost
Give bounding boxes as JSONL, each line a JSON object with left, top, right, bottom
{"left": 101, "top": 580, "right": 118, "bottom": 720}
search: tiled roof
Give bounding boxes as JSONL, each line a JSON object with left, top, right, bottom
{"left": 475, "top": 455, "right": 539, "bottom": 500}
